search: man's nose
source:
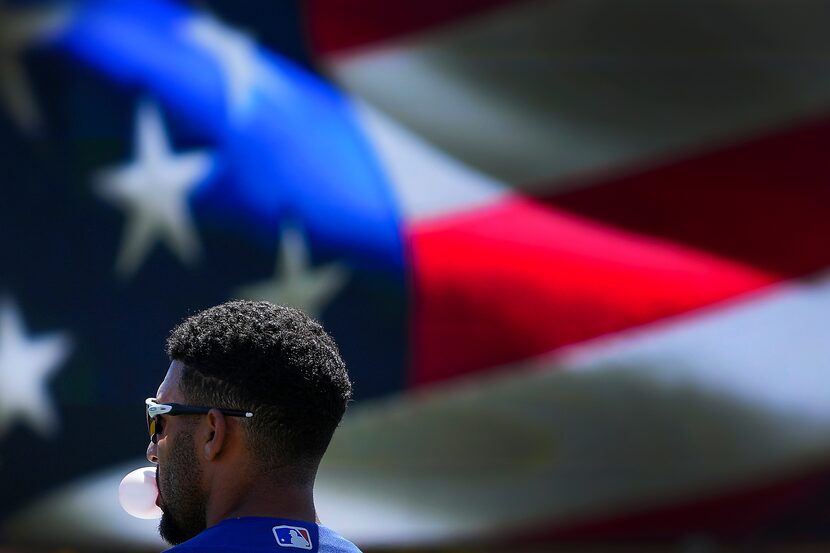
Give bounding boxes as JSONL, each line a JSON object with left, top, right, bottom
{"left": 146, "top": 440, "right": 158, "bottom": 463}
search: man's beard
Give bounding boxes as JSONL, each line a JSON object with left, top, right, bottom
{"left": 157, "top": 430, "right": 207, "bottom": 545}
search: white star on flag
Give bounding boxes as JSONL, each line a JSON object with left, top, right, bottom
{"left": 236, "top": 225, "right": 349, "bottom": 318}
{"left": 0, "top": 5, "right": 71, "bottom": 134}
{"left": 182, "top": 14, "right": 263, "bottom": 116}
{"left": 95, "top": 100, "right": 213, "bottom": 277}
{"left": 0, "top": 298, "right": 72, "bottom": 438}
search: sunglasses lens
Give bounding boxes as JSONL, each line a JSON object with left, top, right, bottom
{"left": 146, "top": 401, "right": 159, "bottom": 443}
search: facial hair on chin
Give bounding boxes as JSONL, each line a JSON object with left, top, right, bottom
{"left": 157, "top": 429, "right": 207, "bottom": 546}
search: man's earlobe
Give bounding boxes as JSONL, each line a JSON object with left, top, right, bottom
{"left": 204, "top": 409, "right": 227, "bottom": 460}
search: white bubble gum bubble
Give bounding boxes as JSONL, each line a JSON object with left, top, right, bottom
{"left": 118, "top": 467, "right": 163, "bottom": 519}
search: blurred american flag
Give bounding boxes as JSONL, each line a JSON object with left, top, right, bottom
{"left": 2, "top": 0, "right": 830, "bottom": 549}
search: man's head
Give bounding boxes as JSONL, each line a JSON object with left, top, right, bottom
{"left": 146, "top": 300, "right": 352, "bottom": 544}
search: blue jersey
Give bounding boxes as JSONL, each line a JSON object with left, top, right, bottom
{"left": 166, "top": 517, "right": 362, "bottom": 553}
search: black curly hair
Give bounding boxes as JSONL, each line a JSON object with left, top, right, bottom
{"left": 165, "top": 300, "right": 352, "bottom": 480}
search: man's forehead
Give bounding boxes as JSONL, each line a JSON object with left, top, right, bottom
{"left": 156, "top": 360, "right": 185, "bottom": 402}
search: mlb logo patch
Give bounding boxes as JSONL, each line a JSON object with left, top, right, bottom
{"left": 272, "top": 525, "right": 313, "bottom": 550}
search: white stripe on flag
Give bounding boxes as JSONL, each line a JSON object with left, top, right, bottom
{"left": 327, "top": 0, "right": 830, "bottom": 192}
{"left": 354, "top": 100, "right": 507, "bottom": 220}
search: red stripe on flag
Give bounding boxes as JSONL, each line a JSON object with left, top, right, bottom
{"left": 547, "top": 115, "right": 830, "bottom": 278}
{"left": 409, "top": 197, "right": 774, "bottom": 386}
{"left": 305, "top": 0, "right": 517, "bottom": 55}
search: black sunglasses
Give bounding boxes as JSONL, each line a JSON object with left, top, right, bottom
{"left": 146, "top": 398, "right": 254, "bottom": 443}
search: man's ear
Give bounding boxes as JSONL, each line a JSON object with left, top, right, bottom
{"left": 203, "top": 409, "right": 227, "bottom": 461}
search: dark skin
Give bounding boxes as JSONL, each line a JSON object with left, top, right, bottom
{"left": 147, "top": 360, "right": 318, "bottom": 532}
